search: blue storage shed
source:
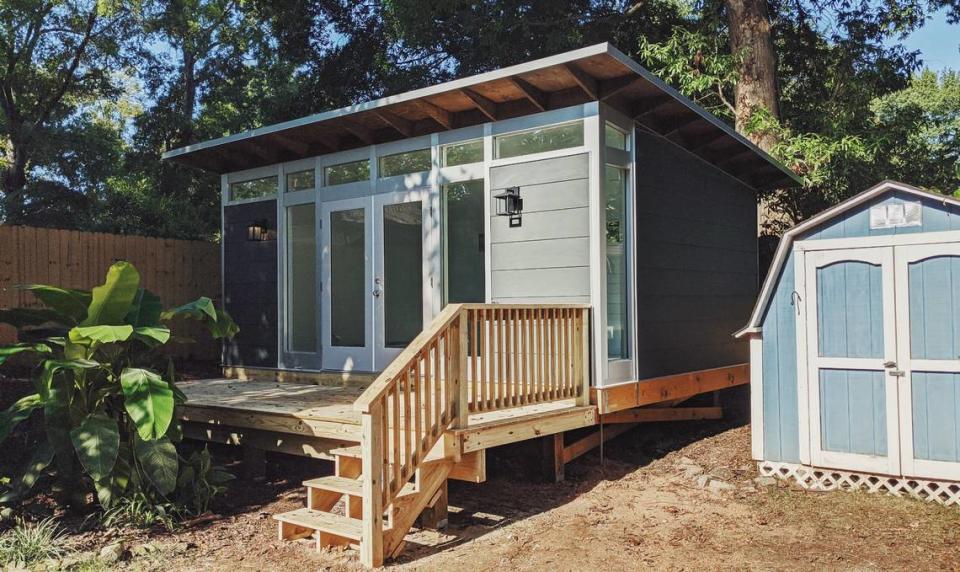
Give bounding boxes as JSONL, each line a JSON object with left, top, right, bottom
{"left": 738, "top": 180, "right": 960, "bottom": 506}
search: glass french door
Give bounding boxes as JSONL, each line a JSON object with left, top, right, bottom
{"left": 895, "top": 242, "right": 960, "bottom": 480}
{"left": 802, "top": 247, "right": 901, "bottom": 475}
{"left": 281, "top": 201, "right": 321, "bottom": 369}
{"left": 321, "top": 197, "right": 373, "bottom": 371}
{"left": 321, "top": 191, "right": 429, "bottom": 372}
{"left": 373, "top": 190, "right": 429, "bottom": 368}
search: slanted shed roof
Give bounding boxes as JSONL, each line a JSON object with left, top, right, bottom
{"left": 736, "top": 180, "right": 960, "bottom": 337}
{"left": 162, "top": 43, "right": 800, "bottom": 191}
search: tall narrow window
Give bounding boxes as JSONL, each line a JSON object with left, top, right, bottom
{"left": 330, "top": 208, "right": 365, "bottom": 346}
{"left": 604, "top": 166, "right": 629, "bottom": 360}
{"left": 383, "top": 202, "right": 423, "bottom": 347}
{"left": 442, "top": 180, "right": 486, "bottom": 303}
{"left": 286, "top": 204, "right": 317, "bottom": 353}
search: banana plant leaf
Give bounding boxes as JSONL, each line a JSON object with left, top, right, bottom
{"left": 81, "top": 262, "right": 141, "bottom": 326}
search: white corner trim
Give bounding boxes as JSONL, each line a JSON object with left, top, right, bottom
{"left": 750, "top": 335, "right": 764, "bottom": 461}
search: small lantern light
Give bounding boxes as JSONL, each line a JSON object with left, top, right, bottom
{"left": 247, "top": 219, "right": 272, "bottom": 241}
{"left": 494, "top": 186, "right": 523, "bottom": 228}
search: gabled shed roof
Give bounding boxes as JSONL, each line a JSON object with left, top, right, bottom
{"left": 736, "top": 180, "right": 960, "bottom": 337}
{"left": 162, "top": 43, "right": 800, "bottom": 191}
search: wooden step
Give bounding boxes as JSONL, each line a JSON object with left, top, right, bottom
{"left": 274, "top": 508, "right": 363, "bottom": 541}
{"left": 330, "top": 445, "right": 362, "bottom": 459}
{"left": 304, "top": 475, "right": 416, "bottom": 497}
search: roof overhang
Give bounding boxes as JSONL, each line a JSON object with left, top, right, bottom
{"left": 735, "top": 180, "right": 960, "bottom": 338}
{"left": 162, "top": 43, "right": 800, "bottom": 191}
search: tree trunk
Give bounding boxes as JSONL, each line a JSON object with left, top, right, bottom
{"left": 725, "top": 0, "right": 779, "bottom": 151}
{"left": 1, "top": 133, "right": 29, "bottom": 221}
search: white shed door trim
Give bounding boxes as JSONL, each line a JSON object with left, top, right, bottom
{"left": 800, "top": 247, "right": 901, "bottom": 475}
{"left": 894, "top": 241, "right": 960, "bottom": 480}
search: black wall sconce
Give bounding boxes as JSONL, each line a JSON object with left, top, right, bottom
{"left": 495, "top": 186, "right": 523, "bottom": 228}
{"left": 246, "top": 219, "right": 273, "bottom": 241}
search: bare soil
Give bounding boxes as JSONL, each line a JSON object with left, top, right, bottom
{"left": 3, "top": 384, "right": 959, "bottom": 572}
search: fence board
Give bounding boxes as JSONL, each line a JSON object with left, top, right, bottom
{"left": 0, "top": 225, "right": 221, "bottom": 361}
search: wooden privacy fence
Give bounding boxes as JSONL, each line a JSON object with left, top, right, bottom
{"left": 353, "top": 303, "right": 590, "bottom": 562}
{"left": 0, "top": 225, "right": 221, "bottom": 359}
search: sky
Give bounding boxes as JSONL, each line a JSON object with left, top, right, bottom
{"left": 894, "top": 8, "right": 959, "bottom": 72}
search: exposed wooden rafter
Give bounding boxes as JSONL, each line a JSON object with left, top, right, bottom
{"left": 599, "top": 75, "right": 638, "bottom": 100}
{"left": 418, "top": 99, "right": 454, "bottom": 129}
{"left": 372, "top": 109, "right": 414, "bottom": 138}
{"left": 688, "top": 130, "right": 726, "bottom": 153}
{"left": 509, "top": 76, "right": 548, "bottom": 111}
{"left": 271, "top": 132, "right": 310, "bottom": 155}
{"left": 341, "top": 120, "right": 375, "bottom": 145}
{"left": 631, "top": 95, "right": 672, "bottom": 119}
{"left": 715, "top": 148, "right": 755, "bottom": 170}
{"left": 459, "top": 88, "right": 499, "bottom": 121}
{"left": 240, "top": 140, "right": 277, "bottom": 163}
{"left": 563, "top": 63, "right": 598, "bottom": 99}
{"left": 656, "top": 114, "right": 700, "bottom": 137}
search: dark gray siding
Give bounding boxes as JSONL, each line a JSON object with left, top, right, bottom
{"left": 223, "top": 200, "right": 278, "bottom": 368}
{"left": 634, "top": 130, "right": 757, "bottom": 378}
{"left": 489, "top": 153, "right": 591, "bottom": 303}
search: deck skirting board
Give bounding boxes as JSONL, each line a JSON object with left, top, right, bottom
{"left": 182, "top": 424, "right": 357, "bottom": 460}
{"left": 759, "top": 461, "right": 960, "bottom": 507}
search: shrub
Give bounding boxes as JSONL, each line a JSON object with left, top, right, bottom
{"left": 0, "top": 262, "right": 237, "bottom": 515}
{"left": 0, "top": 517, "right": 67, "bottom": 566}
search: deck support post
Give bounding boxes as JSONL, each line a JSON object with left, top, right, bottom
{"left": 417, "top": 480, "right": 449, "bottom": 530}
{"left": 242, "top": 445, "right": 266, "bottom": 482}
{"left": 575, "top": 309, "right": 590, "bottom": 406}
{"left": 455, "top": 308, "right": 470, "bottom": 432}
{"left": 360, "top": 403, "right": 384, "bottom": 568}
{"left": 541, "top": 432, "right": 566, "bottom": 483}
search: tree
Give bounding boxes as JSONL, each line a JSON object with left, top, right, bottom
{"left": 0, "top": 0, "right": 139, "bottom": 222}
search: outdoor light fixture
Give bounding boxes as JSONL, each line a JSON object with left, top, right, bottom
{"left": 246, "top": 219, "right": 272, "bottom": 241}
{"left": 495, "top": 186, "right": 523, "bottom": 227}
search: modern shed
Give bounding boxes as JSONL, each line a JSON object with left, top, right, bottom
{"left": 162, "top": 43, "right": 802, "bottom": 565}
{"left": 739, "top": 181, "right": 960, "bottom": 505}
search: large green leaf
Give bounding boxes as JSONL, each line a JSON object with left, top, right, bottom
{"left": 126, "top": 288, "right": 163, "bottom": 328}
{"left": 161, "top": 296, "right": 217, "bottom": 322}
{"left": 20, "top": 285, "right": 91, "bottom": 324}
{"left": 44, "top": 376, "right": 76, "bottom": 480}
{"left": 0, "top": 307, "right": 67, "bottom": 328}
{"left": 120, "top": 368, "right": 174, "bottom": 441}
{"left": 69, "top": 413, "right": 119, "bottom": 481}
{"left": 0, "top": 342, "right": 52, "bottom": 365}
{"left": 94, "top": 443, "right": 132, "bottom": 509}
{"left": 81, "top": 262, "right": 141, "bottom": 326}
{"left": 134, "top": 435, "right": 178, "bottom": 495}
{"left": 0, "top": 441, "right": 53, "bottom": 505}
{"left": 0, "top": 393, "right": 43, "bottom": 444}
{"left": 38, "top": 359, "right": 99, "bottom": 399}
{"left": 68, "top": 324, "right": 134, "bottom": 345}
{"left": 132, "top": 326, "right": 171, "bottom": 346}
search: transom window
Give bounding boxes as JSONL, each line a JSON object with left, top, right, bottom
{"left": 325, "top": 159, "right": 370, "bottom": 186}
{"left": 494, "top": 121, "right": 584, "bottom": 159}
{"left": 230, "top": 176, "right": 277, "bottom": 201}
{"left": 605, "top": 123, "right": 628, "bottom": 151}
{"left": 286, "top": 169, "right": 316, "bottom": 192}
{"left": 378, "top": 148, "right": 431, "bottom": 178}
{"left": 441, "top": 140, "right": 483, "bottom": 167}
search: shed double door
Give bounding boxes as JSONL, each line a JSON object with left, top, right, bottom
{"left": 320, "top": 189, "right": 430, "bottom": 372}
{"left": 800, "top": 242, "right": 960, "bottom": 479}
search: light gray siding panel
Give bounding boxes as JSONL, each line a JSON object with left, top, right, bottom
{"left": 492, "top": 267, "right": 590, "bottom": 298}
{"left": 489, "top": 153, "right": 591, "bottom": 303}
{"left": 491, "top": 237, "right": 589, "bottom": 271}
{"left": 634, "top": 130, "right": 757, "bottom": 378}
{"left": 489, "top": 208, "right": 589, "bottom": 242}
{"left": 490, "top": 153, "right": 588, "bottom": 189}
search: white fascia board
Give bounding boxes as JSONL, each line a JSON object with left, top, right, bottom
{"left": 735, "top": 180, "right": 960, "bottom": 337}
{"left": 162, "top": 44, "right": 613, "bottom": 161}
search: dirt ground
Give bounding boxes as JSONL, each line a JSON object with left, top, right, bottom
{"left": 3, "top": 381, "right": 959, "bottom": 571}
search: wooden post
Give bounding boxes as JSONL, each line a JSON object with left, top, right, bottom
{"left": 575, "top": 308, "right": 591, "bottom": 406}
{"left": 541, "top": 432, "right": 565, "bottom": 483}
{"left": 360, "top": 404, "right": 384, "bottom": 568}
{"left": 242, "top": 445, "right": 266, "bottom": 482}
{"left": 456, "top": 308, "right": 470, "bottom": 429}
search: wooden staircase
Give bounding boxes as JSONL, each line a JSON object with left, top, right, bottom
{"left": 273, "top": 303, "right": 591, "bottom": 567}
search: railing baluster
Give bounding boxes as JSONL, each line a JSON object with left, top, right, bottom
{"left": 520, "top": 308, "right": 528, "bottom": 405}
{"left": 549, "top": 309, "right": 557, "bottom": 400}
{"left": 391, "top": 384, "right": 401, "bottom": 494}
{"left": 469, "top": 309, "right": 478, "bottom": 412}
{"left": 504, "top": 308, "right": 512, "bottom": 407}
{"left": 423, "top": 342, "right": 432, "bottom": 444}
{"left": 434, "top": 332, "right": 442, "bottom": 425}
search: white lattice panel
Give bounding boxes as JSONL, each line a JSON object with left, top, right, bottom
{"left": 758, "top": 461, "right": 960, "bottom": 507}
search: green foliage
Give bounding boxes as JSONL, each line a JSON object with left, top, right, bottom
{"left": 0, "top": 261, "right": 237, "bottom": 519}
{"left": 175, "top": 447, "right": 234, "bottom": 515}
{"left": 0, "top": 517, "right": 67, "bottom": 567}
{"left": 100, "top": 492, "right": 179, "bottom": 531}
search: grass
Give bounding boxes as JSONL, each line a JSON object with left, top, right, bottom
{"left": 0, "top": 517, "right": 67, "bottom": 567}
{"left": 100, "top": 493, "right": 181, "bottom": 531}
